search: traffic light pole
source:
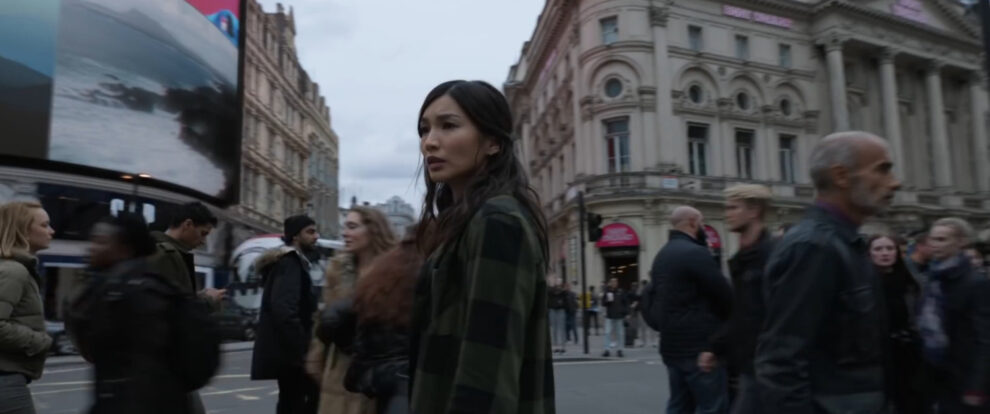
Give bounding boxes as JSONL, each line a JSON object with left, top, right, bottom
{"left": 577, "top": 191, "right": 589, "bottom": 355}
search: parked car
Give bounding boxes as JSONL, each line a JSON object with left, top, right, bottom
{"left": 46, "top": 321, "right": 77, "bottom": 356}
{"left": 215, "top": 296, "right": 258, "bottom": 341}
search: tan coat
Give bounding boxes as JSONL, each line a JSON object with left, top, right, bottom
{"left": 305, "top": 254, "right": 375, "bottom": 414}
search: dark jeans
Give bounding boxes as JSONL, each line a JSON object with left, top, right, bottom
{"left": 276, "top": 370, "right": 318, "bottom": 414}
{"left": 663, "top": 357, "right": 729, "bottom": 414}
{"left": 0, "top": 373, "right": 36, "bottom": 414}
{"left": 565, "top": 312, "right": 578, "bottom": 343}
{"left": 585, "top": 310, "right": 600, "bottom": 335}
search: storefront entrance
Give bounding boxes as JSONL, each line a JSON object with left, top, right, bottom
{"left": 596, "top": 223, "right": 641, "bottom": 291}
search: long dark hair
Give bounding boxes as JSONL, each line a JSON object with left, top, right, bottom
{"left": 415, "top": 80, "right": 548, "bottom": 262}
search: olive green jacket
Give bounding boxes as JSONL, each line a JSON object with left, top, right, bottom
{"left": 148, "top": 232, "right": 220, "bottom": 311}
{"left": 0, "top": 252, "right": 52, "bottom": 379}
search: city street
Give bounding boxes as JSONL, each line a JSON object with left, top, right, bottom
{"left": 32, "top": 335, "right": 671, "bottom": 413}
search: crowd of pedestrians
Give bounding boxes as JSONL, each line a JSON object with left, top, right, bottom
{"left": 1, "top": 79, "right": 989, "bottom": 414}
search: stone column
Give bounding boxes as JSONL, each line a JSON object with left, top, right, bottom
{"left": 926, "top": 60, "right": 953, "bottom": 188}
{"left": 824, "top": 37, "right": 849, "bottom": 131}
{"left": 640, "top": 87, "right": 659, "bottom": 170}
{"left": 969, "top": 72, "right": 990, "bottom": 192}
{"left": 650, "top": 5, "right": 683, "bottom": 170}
{"left": 879, "top": 48, "right": 906, "bottom": 180}
{"left": 580, "top": 97, "right": 596, "bottom": 177}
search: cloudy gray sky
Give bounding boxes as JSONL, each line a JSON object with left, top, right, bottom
{"left": 256, "top": 0, "right": 544, "bottom": 210}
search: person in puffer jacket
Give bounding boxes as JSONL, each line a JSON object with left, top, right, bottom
{"left": 0, "top": 202, "right": 55, "bottom": 414}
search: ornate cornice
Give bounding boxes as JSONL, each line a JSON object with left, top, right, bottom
{"left": 579, "top": 41, "right": 655, "bottom": 66}
{"left": 649, "top": 5, "right": 670, "bottom": 27}
{"left": 814, "top": 1, "right": 980, "bottom": 50}
{"left": 667, "top": 46, "right": 816, "bottom": 79}
{"left": 879, "top": 47, "right": 899, "bottom": 64}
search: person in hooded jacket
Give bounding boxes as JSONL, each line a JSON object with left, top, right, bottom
{"left": 918, "top": 218, "right": 990, "bottom": 413}
{"left": 251, "top": 215, "right": 321, "bottom": 414}
{"left": 0, "top": 202, "right": 54, "bottom": 414}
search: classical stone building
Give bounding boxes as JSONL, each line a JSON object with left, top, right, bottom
{"left": 505, "top": 0, "right": 990, "bottom": 289}
{"left": 375, "top": 196, "right": 417, "bottom": 237}
{"left": 234, "top": 1, "right": 340, "bottom": 240}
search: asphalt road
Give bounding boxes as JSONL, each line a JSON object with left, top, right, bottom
{"left": 33, "top": 337, "right": 671, "bottom": 414}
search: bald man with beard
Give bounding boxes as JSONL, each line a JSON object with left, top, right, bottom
{"left": 642, "top": 206, "right": 733, "bottom": 414}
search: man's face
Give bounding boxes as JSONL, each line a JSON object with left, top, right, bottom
{"left": 608, "top": 278, "right": 618, "bottom": 289}
{"left": 179, "top": 220, "right": 213, "bottom": 249}
{"left": 914, "top": 239, "right": 932, "bottom": 261}
{"left": 929, "top": 225, "right": 964, "bottom": 262}
{"left": 846, "top": 141, "right": 900, "bottom": 216}
{"left": 294, "top": 225, "right": 319, "bottom": 249}
{"left": 725, "top": 199, "right": 759, "bottom": 233}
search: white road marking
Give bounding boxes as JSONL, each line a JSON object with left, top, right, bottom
{"left": 31, "top": 380, "right": 91, "bottom": 387}
{"left": 554, "top": 359, "right": 643, "bottom": 366}
{"left": 201, "top": 386, "right": 270, "bottom": 396}
{"left": 236, "top": 394, "right": 261, "bottom": 401}
{"left": 43, "top": 367, "right": 90, "bottom": 375}
{"left": 32, "top": 386, "right": 91, "bottom": 396}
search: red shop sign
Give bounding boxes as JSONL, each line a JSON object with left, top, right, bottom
{"left": 704, "top": 225, "right": 722, "bottom": 249}
{"left": 595, "top": 223, "right": 640, "bottom": 248}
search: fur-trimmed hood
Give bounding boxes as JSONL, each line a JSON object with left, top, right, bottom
{"left": 323, "top": 252, "right": 357, "bottom": 305}
{"left": 253, "top": 246, "right": 309, "bottom": 280}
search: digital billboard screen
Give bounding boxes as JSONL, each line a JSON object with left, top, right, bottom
{"left": 0, "top": 0, "right": 244, "bottom": 204}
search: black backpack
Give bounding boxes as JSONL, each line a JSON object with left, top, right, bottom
{"left": 171, "top": 290, "right": 222, "bottom": 391}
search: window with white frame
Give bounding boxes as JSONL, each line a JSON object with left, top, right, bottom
{"left": 689, "top": 25, "right": 703, "bottom": 51}
{"left": 687, "top": 123, "right": 709, "bottom": 176}
{"left": 604, "top": 118, "right": 631, "bottom": 173}
{"left": 779, "top": 134, "right": 797, "bottom": 183}
{"left": 735, "top": 129, "right": 755, "bottom": 179}
{"left": 600, "top": 16, "right": 618, "bottom": 45}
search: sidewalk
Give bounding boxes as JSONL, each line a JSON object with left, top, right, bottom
{"left": 553, "top": 328, "right": 659, "bottom": 362}
{"left": 45, "top": 341, "right": 256, "bottom": 367}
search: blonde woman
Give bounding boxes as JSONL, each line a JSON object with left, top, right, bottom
{"left": 307, "top": 206, "right": 396, "bottom": 414}
{"left": 0, "top": 202, "right": 55, "bottom": 414}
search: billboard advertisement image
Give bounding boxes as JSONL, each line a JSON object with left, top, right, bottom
{"left": 0, "top": 0, "right": 243, "bottom": 204}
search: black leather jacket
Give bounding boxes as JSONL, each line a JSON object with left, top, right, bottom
{"left": 755, "top": 205, "right": 886, "bottom": 414}
{"left": 711, "top": 230, "right": 772, "bottom": 375}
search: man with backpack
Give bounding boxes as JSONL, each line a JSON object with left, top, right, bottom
{"left": 147, "top": 202, "right": 225, "bottom": 414}
{"left": 251, "top": 215, "right": 321, "bottom": 414}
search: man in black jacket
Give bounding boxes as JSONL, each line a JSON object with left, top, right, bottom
{"left": 756, "top": 131, "right": 901, "bottom": 414}
{"left": 711, "top": 184, "right": 774, "bottom": 414}
{"left": 251, "top": 215, "right": 320, "bottom": 414}
{"left": 643, "top": 206, "right": 733, "bottom": 413}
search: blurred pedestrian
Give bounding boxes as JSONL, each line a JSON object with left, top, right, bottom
{"left": 710, "top": 184, "right": 774, "bottom": 414}
{"left": 625, "top": 281, "right": 641, "bottom": 348}
{"left": 868, "top": 234, "right": 926, "bottom": 414}
{"left": 410, "top": 80, "right": 554, "bottom": 413}
{"left": 320, "top": 227, "right": 418, "bottom": 414}
{"left": 71, "top": 213, "right": 193, "bottom": 414}
{"left": 636, "top": 279, "right": 657, "bottom": 348}
{"left": 548, "top": 280, "right": 567, "bottom": 354}
{"left": 252, "top": 215, "right": 322, "bottom": 414}
{"left": 964, "top": 244, "right": 987, "bottom": 278}
{"left": 757, "top": 131, "right": 900, "bottom": 414}
{"left": 0, "top": 202, "right": 54, "bottom": 414}
{"left": 907, "top": 230, "right": 934, "bottom": 278}
{"left": 601, "top": 278, "right": 629, "bottom": 357}
{"left": 564, "top": 282, "right": 579, "bottom": 345}
{"left": 642, "top": 206, "right": 732, "bottom": 414}
{"left": 147, "top": 201, "right": 224, "bottom": 414}
{"left": 307, "top": 206, "right": 395, "bottom": 414}
{"left": 919, "top": 218, "right": 990, "bottom": 413}
{"left": 584, "top": 285, "right": 601, "bottom": 335}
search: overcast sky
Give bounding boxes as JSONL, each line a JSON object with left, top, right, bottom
{"left": 256, "top": 0, "right": 544, "bottom": 210}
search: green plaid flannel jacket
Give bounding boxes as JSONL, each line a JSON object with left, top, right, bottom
{"left": 410, "top": 195, "right": 555, "bottom": 414}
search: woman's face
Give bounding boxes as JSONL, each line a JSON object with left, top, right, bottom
{"left": 342, "top": 212, "right": 370, "bottom": 254}
{"left": 870, "top": 237, "right": 898, "bottom": 269}
{"left": 419, "top": 95, "right": 499, "bottom": 190}
{"left": 27, "top": 208, "right": 54, "bottom": 253}
{"left": 929, "top": 225, "right": 964, "bottom": 262}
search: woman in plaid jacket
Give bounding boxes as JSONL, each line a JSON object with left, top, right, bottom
{"left": 409, "top": 80, "right": 555, "bottom": 414}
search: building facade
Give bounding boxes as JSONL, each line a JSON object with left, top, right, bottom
{"left": 234, "top": 1, "right": 340, "bottom": 241}
{"left": 375, "top": 196, "right": 417, "bottom": 237}
{"left": 505, "top": 0, "right": 990, "bottom": 289}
